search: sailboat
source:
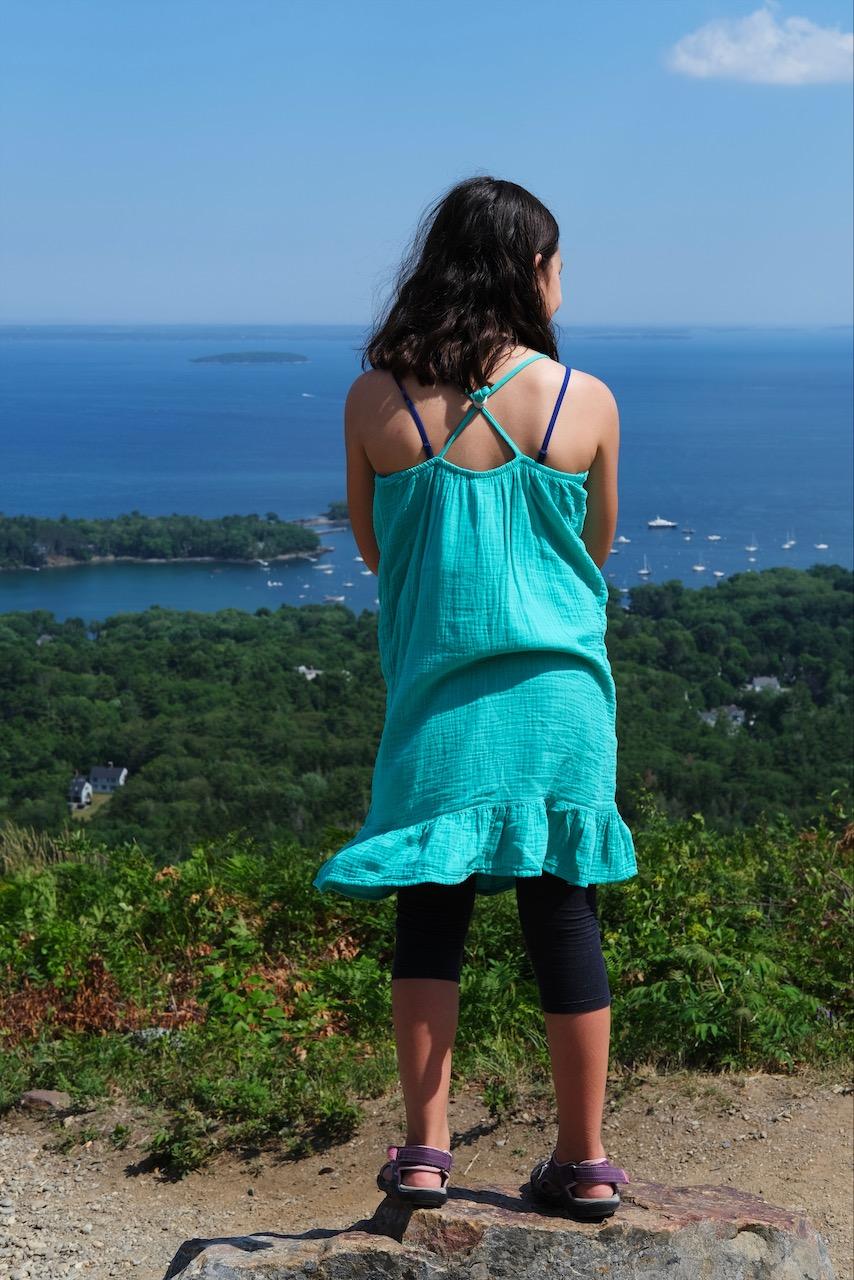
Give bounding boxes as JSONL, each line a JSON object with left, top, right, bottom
{"left": 782, "top": 528, "right": 796, "bottom": 549}
{"left": 745, "top": 532, "right": 758, "bottom": 552}
{"left": 637, "top": 554, "right": 651, "bottom": 577}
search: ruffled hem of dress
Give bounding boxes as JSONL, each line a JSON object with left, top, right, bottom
{"left": 311, "top": 797, "right": 638, "bottom": 901}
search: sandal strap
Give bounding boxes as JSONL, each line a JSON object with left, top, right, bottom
{"left": 387, "top": 1143, "right": 453, "bottom": 1172}
{"left": 551, "top": 1157, "right": 629, "bottom": 1187}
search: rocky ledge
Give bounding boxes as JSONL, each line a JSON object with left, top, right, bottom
{"left": 163, "top": 1177, "right": 834, "bottom": 1279}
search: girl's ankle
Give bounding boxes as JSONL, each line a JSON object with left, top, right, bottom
{"left": 553, "top": 1145, "right": 607, "bottom": 1165}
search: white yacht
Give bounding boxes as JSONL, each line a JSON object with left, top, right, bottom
{"left": 745, "top": 533, "right": 758, "bottom": 552}
{"left": 616, "top": 534, "right": 631, "bottom": 544}
{"left": 707, "top": 533, "right": 722, "bottom": 541}
{"left": 814, "top": 541, "right": 829, "bottom": 550}
{"left": 712, "top": 569, "right": 725, "bottom": 578}
{"left": 647, "top": 515, "right": 678, "bottom": 528}
{"left": 692, "top": 561, "right": 706, "bottom": 572}
{"left": 638, "top": 555, "right": 651, "bottom": 577}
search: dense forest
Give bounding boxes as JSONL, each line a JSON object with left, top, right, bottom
{"left": 0, "top": 512, "right": 323, "bottom": 570}
{"left": 0, "top": 564, "right": 850, "bottom": 856}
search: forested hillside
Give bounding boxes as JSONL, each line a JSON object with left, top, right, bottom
{"left": 0, "top": 564, "right": 849, "bottom": 855}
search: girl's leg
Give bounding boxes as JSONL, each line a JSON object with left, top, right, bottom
{"left": 390, "top": 875, "right": 477, "bottom": 1187}
{"left": 516, "top": 873, "right": 614, "bottom": 1199}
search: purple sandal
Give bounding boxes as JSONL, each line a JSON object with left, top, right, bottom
{"left": 376, "top": 1143, "right": 453, "bottom": 1208}
{"left": 529, "top": 1152, "right": 629, "bottom": 1221}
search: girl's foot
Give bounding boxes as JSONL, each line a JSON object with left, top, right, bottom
{"left": 553, "top": 1150, "right": 613, "bottom": 1199}
{"left": 399, "top": 1139, "right": 450, "bottom": 1189}
{"left": 400, "top": 1167, "right": 444, "bottom": 1188}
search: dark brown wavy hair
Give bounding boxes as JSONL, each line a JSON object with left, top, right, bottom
{"left": 361, "top": 175, "right": 561, "bottom": 393}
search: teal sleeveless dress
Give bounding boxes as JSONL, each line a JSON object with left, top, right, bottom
{"left": 312, "top": 352, "right": 637, "bottom": 901}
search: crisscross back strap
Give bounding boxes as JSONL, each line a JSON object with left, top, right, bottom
{"left": 437, "top": 352, "right": 548, "bottom": 460}
{"left": 394, "top": 351, "right": 569, "bottom": 463}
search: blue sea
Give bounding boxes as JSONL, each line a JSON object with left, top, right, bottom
{"left": 1, "top": 323, "right": 851, "bottom": 623}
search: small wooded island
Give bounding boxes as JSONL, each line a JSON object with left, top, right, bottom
{"left": 190, "top": 351, "right": 309, "bottom": 364}
{"left": 0, "top": 512, "right": 330, "bottom": 571}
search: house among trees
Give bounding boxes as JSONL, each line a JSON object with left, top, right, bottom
{"left": 67, "top": 774, "right": 93, "bottom": 808}
{"left": 699, "top": 704, "right": 748, "bottom": 732}
{"left": 743, "top": 675, "right": 786, "bottom": 694}
{"left": 89, "top": 761, "right": 129, "bottom": 793}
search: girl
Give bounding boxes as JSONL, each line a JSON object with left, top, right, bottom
{"left": 313, "top": 175, "right": 637, "bottom": 1221}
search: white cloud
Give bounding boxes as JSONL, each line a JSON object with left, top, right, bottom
{"left": 665, "top": 3, "right": 853, "bottom": 85}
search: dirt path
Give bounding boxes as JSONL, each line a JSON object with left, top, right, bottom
{"left": 0, "top": 1065, "right": 850, "bottom": 1280}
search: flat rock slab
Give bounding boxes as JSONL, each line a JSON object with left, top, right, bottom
{"left": 163, "top": 1178, "right": 835, "bottom": 1279}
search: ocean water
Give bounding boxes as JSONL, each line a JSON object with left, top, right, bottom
{"left": 1, "top": 323, "right": 851, "bottom": 623}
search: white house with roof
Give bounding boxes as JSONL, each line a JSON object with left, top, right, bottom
{"left": 67, "top": 774, "right": 93, "bottom": 807}
{"left": 88, "top": 762, "right": 129, "bottom": 794}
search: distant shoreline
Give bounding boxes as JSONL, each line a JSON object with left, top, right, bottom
{"left": 3, "top": 545, "right": 337, "bottom": 573}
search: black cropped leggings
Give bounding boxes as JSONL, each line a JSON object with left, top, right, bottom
{"left": 391, "top": 871, "right": 611, "bottom": 1015}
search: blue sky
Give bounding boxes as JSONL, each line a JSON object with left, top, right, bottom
{"left": 1, "top": 0, "right": 851, "bottom": 325}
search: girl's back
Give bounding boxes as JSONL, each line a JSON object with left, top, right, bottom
{"left": 313, "top": 346, "right": 636, "bottom": 902}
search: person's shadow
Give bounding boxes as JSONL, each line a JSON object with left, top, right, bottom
{"left": 162, "top": 1181, "right": 549, "bottom": 1278}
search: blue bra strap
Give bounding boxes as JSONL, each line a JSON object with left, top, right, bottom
{"left": 537, "top": 365, "right": 572, "bottom": 462}
{"left": 393, "top": 375, "right": 434, "bottom": 458}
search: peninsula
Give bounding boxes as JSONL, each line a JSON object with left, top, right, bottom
{"left": 0, "top": 512, "right": 334, "bottom": 572}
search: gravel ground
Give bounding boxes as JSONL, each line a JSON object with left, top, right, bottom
{"left": 0, "top": 1065, "right": 850, "bottom": 1280}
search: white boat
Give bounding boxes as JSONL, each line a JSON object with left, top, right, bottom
{"left": 647, "top": 515, "right": 678, "bottom": 528}
{"left": 324, "top": 594, "right": 345, "bottom": 602}
{"left": 609, "top": 546, "right": 621, "bottom": 555}
{"left": 712, "top": 569, "right": 725, "bottom": 578}
{"left": 354, "top": 554, "right": 364, "bottom": 562}
{"left": 616, "top": 534, "right": 631, "bottom": 544}
{"left": 782, "top": 528, "right": 796, "bottom": 549}
{"left": 814, "top": 541, "right": 829, "bottom": 550}
{"left": 707, "top": 533, "right": 722, "bottom": 541}
{"left": 692, "top": 561, "right": 706, "bottom": 572}
{"left": 745, "top": 532, "right": 758, "bottom": 552}
{"left": 360, "top": 568, "right": 372, "bottom": 576}
{"left": 681, "top": 526, "right": 695, "bottom": 534}
{"left": 638, "top": 554, "right": 651, "bottom": 577}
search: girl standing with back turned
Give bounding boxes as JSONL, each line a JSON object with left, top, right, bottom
{"left": 313, "top": 175, "right": 638, "bottom": 1221}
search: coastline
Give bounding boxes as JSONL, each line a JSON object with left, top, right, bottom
{"left": 1, "top": 545, "right": 337, "bottom": 573}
